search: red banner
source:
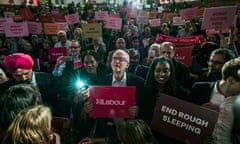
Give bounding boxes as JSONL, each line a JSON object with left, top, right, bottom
{"left": 155, "top": 34, "right": 204, "bottom": 46}
{"left": 151, "top": 93, "right": 218, "bottom": 144}
{"left": 48, "top": 47, "right": 67, "bottom": 61}
{"left": 89, "top": 86, "right": 136, "bottom": 118}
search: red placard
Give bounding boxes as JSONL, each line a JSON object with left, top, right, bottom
{"left": 48, "top": 47, "right": 67, "bottom": 61}
{"left": 89, "top": 86, "right": 136, "bottom": 118}
{"left": 74, "top": 61, "right": 83, "bottom": 69}
{"left": 174, "top": 46, "right": 193, "bottom": 67}
{"left": 151, "top": 93, "right": 219, "bottom": 144}
{"left": 21, "top": 8, "right": 35, "bottom": 21}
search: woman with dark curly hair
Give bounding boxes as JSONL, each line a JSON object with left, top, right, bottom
{"left": 141, "top": 56, "right": 190, "bottom": 144}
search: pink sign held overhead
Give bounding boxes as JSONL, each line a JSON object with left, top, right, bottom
{"left": 201, "top": 5, "right": 237, "bottom": 30}
{"left": 105, "top": 17, "right": 122, "bottom": 30}
{"left": 95, "top": 11, "right": 108, "bottom": 20}
{"left": 28, "top": 21, "right": 42, "bottom": 34}
{"left": 180, "top": 7, "right": 198, "bottom": 20}
{"left": 149, "top": 19, "right": 161, "bottom": 27}
{"left": 0, "top": 18, "right": 13, "bottom": 33}
{"left": 89, "top": 86, "right": 136, "bottom": 118}
{"left": 65, "top": 13, "right": 80, "bottom": 25}
{"left": 4, "top": 22, "right": 29, "bottom": 37}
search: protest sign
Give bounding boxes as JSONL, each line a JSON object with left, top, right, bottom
{"left": 201, "top": 6, "right": 237, "bottom": 30}
{"left": 151, "top": 93, "right": 219, "bottom": 144}
{"left": 48, "top": 47, "right": 67, "bottom": 61}
{"left": 174, "top": 46, "right": 193, "bottom": 67}
{"left": 4, "top": 22, "right": 29, "bottom": 37}
{"left": 82, "top": 23, "right": 102, "bottom": 38}
{"left": 89, "top": 86, "right": 136, "bottom": 118}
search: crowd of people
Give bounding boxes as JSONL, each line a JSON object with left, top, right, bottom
{"left": 0, "top": 1, "right": 240, "bottom": 144}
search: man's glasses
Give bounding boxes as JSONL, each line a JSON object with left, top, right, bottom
{"left": 112, "top": 57, "right": 128, "bottom": 62}
{"left": 70, "top": 46, "right": 80, "bottom": 49}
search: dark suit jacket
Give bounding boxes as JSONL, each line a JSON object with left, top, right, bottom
{"left": 92, "top": 73, "right": 145, "bottom": 106}
{"left": 88, "top": 72, "right": 145, "bottom": 143}
{"left": 190, "top": 82, "right": 215, "bottom": 105}
{"left": 0, "top": 72, "right": 57, "bottom": 113}
{"left": 190, "top": 81, "right": 240, "bottom": 144}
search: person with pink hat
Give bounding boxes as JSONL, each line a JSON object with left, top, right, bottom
{"left": 0, "top": 53, "right": 57, "bottom": 115}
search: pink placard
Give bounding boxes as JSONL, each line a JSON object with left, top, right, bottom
{"left": 105, "top": 17, "right": 122, "bottom": 30}
{"left": 174, "top": 47, "right": 193, "bottom": 67}
{"left": 48, "top": 47, "right": 67, "bottom": 61}
{"left": 172, "top": 17, "right": 185, "bottom": 26}
{"left": 0, "top": 18, "right": 13, "bottom": 33}
{"left": 127, "top": 10, "right": 137, "bottom": 18}
{"left": 180, "top": 7, "right": 198, "bottom": 20}
{"left": 4, "top": 22, "right": 29, "bottom": 37}
{"left": 57, "top": 22, "right": 69, "bottom": 32}
{"left": 149, "top": 19, "right": 161, "bottom": 27}
{"left": 136, "top": 16, "right": 148, "bottom": 25}
{"left": 28, "top": 21, "right": 42, "bottom": 34}
{"left": 201, "top": 5, "right": 237, "bottom": 30}
{"left": 64, "top": 13, "right": 80, "bottom": 25}
{"left": 54, "top": 16, "right": 66, "bottom": 22}
{"left": 94, "top": 11, "right": 108, "bottom": 20}
{"left": 89, "top": 86, "right": 136, "bottom": 118}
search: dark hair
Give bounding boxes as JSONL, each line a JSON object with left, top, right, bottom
{"left": 0, "top": 84, "right": 37, "bottom": 130}
{"left": 210, "top": 48, "right": 237, "bottom": 62}
{"left": 117, "top": 119, "right": 154, "bottom": 144}
{"left": 222, "top": 57, "right": 240, "bottom": 81}
{"left": 145, "top": 56, "right": 177, "bottom": 97}
{"left": 81, "top": 50, "right": 100, "bottom": 62}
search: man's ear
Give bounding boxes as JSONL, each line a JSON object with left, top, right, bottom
{"left": 227, "top": 76, "right": 236, "bottom": 84}
{"left": 126, "top": 62, "right": 129, "bottom": 68}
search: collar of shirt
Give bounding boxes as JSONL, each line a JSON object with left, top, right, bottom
{"left": 31, "top": 72, "right": 37, "bottom": 86}
{"left": 112, "top": 72, "right": 127, "bottom": 86}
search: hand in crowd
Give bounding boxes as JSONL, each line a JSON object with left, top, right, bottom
{"left": 55, "top": 56, "right": 72, "bottom": 67}
{"left": 84, "top": 102, "right": 94, "bottom": 114}
{"left": 128, "top": 105, "right": 138, "bottom": 118}
{"left": 53, "top": 132, "right": 61, "bottom": 144}
{"left": 74, "top": 88, "right": 89, "bottom": 104}
{"left": 201, "top": 103, "right": 219, "bottom": 112}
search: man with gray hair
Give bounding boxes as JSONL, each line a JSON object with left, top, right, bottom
{"left": 77, "top": 49, "right": 145, "bottom": 144}
{"left": 54, "top": 30, "right": 71, "bottom": 55}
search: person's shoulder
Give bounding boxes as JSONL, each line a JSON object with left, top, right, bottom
{"left": 192, "top": 81, "right": 215, "bottom": 89}
{"left": 127, "top": 73, "right": 145, "bottom": 82}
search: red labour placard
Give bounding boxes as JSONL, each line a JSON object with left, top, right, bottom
{"left": 89, "top": 86, "right": 136, "bottom": 118}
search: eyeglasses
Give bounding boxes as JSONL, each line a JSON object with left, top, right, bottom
{"left": 112, "top": 57, "right": 128, "bottom": 62}
{"left": 70, "top": 46, "right": 80, "bottom": 49}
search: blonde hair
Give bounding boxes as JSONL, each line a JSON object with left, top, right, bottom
{"left": 3, "top": 105, "right": 52, "bottom": 144}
